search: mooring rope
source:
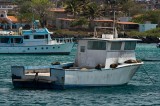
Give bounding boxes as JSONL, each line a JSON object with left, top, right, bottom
{"left": 141, "top": 66, "right": 157, "bottom": 84}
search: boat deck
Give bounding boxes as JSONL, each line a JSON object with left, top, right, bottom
{"left": 25, "top": 72, "right": 50, "bottom": 76}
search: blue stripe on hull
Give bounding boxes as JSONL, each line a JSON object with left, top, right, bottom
{"left": 0, "top": 52, "right": 70, "bottom": 55}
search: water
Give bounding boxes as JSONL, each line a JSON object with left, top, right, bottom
{"left": 0, "top": 44, "right": 160, "bottom": 106}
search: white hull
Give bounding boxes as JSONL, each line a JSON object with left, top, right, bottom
{"left": 11, "top": 63, "right": 142, "bottom": 89}
{"left": 0, "top": 43, "right": 74, "bottom": 54}
{"left": 58, "top": 63, "right": 142, "bottom": 88}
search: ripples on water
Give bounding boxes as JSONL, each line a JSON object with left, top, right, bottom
{"left": 0, "top": 44, "right": 160, "bottom": 106}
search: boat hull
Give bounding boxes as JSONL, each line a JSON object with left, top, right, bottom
{"left": 12, "top": 63, "right": 142, "bottom": 89}
{"left": 61, "top": 63, "right": 141, "bottom": 89}
{"left": 0, "top": 43, "right": 74, "bottom": 54}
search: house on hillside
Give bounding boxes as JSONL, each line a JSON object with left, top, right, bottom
{"left": 0, "top": 4, "right": 28, "bottom": 30}
{"left": 139, "top": 21, "right": 157, "bottom": 32}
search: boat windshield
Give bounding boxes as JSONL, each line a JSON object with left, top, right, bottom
{"left": 124, "top": 41, "right": 136, "bottom": 50}
{"left": 0, "top": 36, "right": 23, "bottom": 44}
{"left": 87, "top": 41, "right": 106, "bottom": 50}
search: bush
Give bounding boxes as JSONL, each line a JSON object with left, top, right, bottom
{"left": 126, "top": 28, "right": 160, "bottom": 37}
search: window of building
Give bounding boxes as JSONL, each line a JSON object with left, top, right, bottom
{"left": 0, "top": 14, "right": 4, "bottom": 17}
{"left": 24, "top": 35, "right": 30, "bottom": 39}
{"left": 80, "top": 46, "right": 85, "bottom": 52}
{"left": 87, "top": 41, "right": 106, "bottom": 50}
{"left": 12, "top": 24, "right": 17, "bottom": 29}
{"left": 34, "top": 35, "right": 44, "bottom": 39}
{"left": 110, "top": 42, "right": 122, "bottom": 50}
{"left": 124, "top": 41, "right": 136, "bottom": 50}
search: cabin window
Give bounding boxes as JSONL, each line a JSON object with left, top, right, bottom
{"left": 11, "top": 38, "right": 14, "bottom": 43}
{"left": 0, "top": 14, "right": 4, "bottom": 17}
{"left": 24, "top": 35, "right": 30, "bottom": 39}
{"left": 87, "top": 41, "right": 106, "bottom": 50}
{"left": 80, "top": 46, "right": 85, "bottom": 52}
{"left": 34, "top": 35, "right": 44, "bottom": 39}
{"left": 124, "top": 42, "right": 136, "bottom": 50}
{"left": 0, "top": 38, "right": 9, "bottom": 43}
{"left": 45, "top": 34, "right": 48, "bottom": 38}
{"left": 14, "top": 38, "right": 23, "bottom": 43}
{"left": 111, "top": 42, "right": 122, "bottom": 50}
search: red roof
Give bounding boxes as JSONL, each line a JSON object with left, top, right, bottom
{"left": 50, "top": 8, "right": 65, "bottom": 12}
{"left": 94, "top": 19, "right": 113, "bottom": 22}
{"left": 57, "top": 18, "right": 75, "bottom": 21}
{"left": 7, "top": 16, "right": 18, "bottom": 23}
{"left": 117, "top": 22, "right": 138, "bottom": 25}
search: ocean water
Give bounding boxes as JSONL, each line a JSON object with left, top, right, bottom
{"left": 0, "top": 43, "right": 160, "bottom": 106}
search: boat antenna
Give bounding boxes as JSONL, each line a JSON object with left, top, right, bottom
{"left": 112, "top": 0, "right": 118, "bottom": 38}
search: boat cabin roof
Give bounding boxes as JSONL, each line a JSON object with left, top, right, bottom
{"left": 22, "top": 28, "right": 53, "bottom": 35}
{"left": 80, "top": 38, "right": 141, "bottom": 42}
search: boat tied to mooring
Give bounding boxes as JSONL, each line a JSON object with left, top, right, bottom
{"left": 11, "top": 26, "right": 143, "bottom": 89}
{"left": 0, "top": 28, "right": 74, "bottom": 54}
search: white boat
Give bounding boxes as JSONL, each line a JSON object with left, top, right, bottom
{"left": 0, "top": 28, "right": 74, "bottom": 54}
{"left": 11, "top": 27, "right": 143, "bottom": 89}
{"left": 156, "top": 43, "right": 160, "bottom": 48}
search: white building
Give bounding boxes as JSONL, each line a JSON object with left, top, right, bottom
{"left": 139, "top": 23, "right": 157, "bottom": 32}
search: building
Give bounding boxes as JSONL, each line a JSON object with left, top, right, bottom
{"left": 139, "top": 23, "right": 157, "bottom": 32}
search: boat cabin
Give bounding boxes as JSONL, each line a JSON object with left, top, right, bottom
{"left": 74, "top": 38, "right": 139, "bottom": 69}
{"left": 0, "top": 28, "right": 60, "bottom": 46}
{"left": 21, "top": 28, "right": 53, "bottom": 46}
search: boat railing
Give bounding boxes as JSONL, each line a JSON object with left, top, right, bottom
{"left": 0, "top": 31, "right": 19, "bottom": 36}
{"left": 53, "top": 38, "right": 73, "bottom": 43}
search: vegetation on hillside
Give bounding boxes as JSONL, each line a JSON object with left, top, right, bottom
{"left": 132, "top": 10, "right": 160, "bottom": 26}
{"left": 13, "top": 0, "right": 160, "bottom": 38}
{"left": 127, "top": 28, "right": 160, "bottom": 37}
{"left": 14, "top": 0, "right": 54, "bottom": 27}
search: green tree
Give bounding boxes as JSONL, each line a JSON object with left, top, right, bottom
{"left": 31, "top": 0, "right": 54, "bottom": 27}
{"left": 132, "top": 10, "right": 160, "bottom": 26}
{"left": 65, "top": 0, "right": 82, "bottom": 18}
{"left": 14, "top": 0, "right": 54, "bottom": 28}
{"left": 83, "top": 2, "right": 103, "bottom": 29}
{"left": 120, "top": 0, "right": 144, "bottom": 17}
{"left": 14, "top": 0, "right": 32, "bottom": 23}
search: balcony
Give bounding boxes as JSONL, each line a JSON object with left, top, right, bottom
{"left": 0, "top": 5, "right": 13, "bottom": 9}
